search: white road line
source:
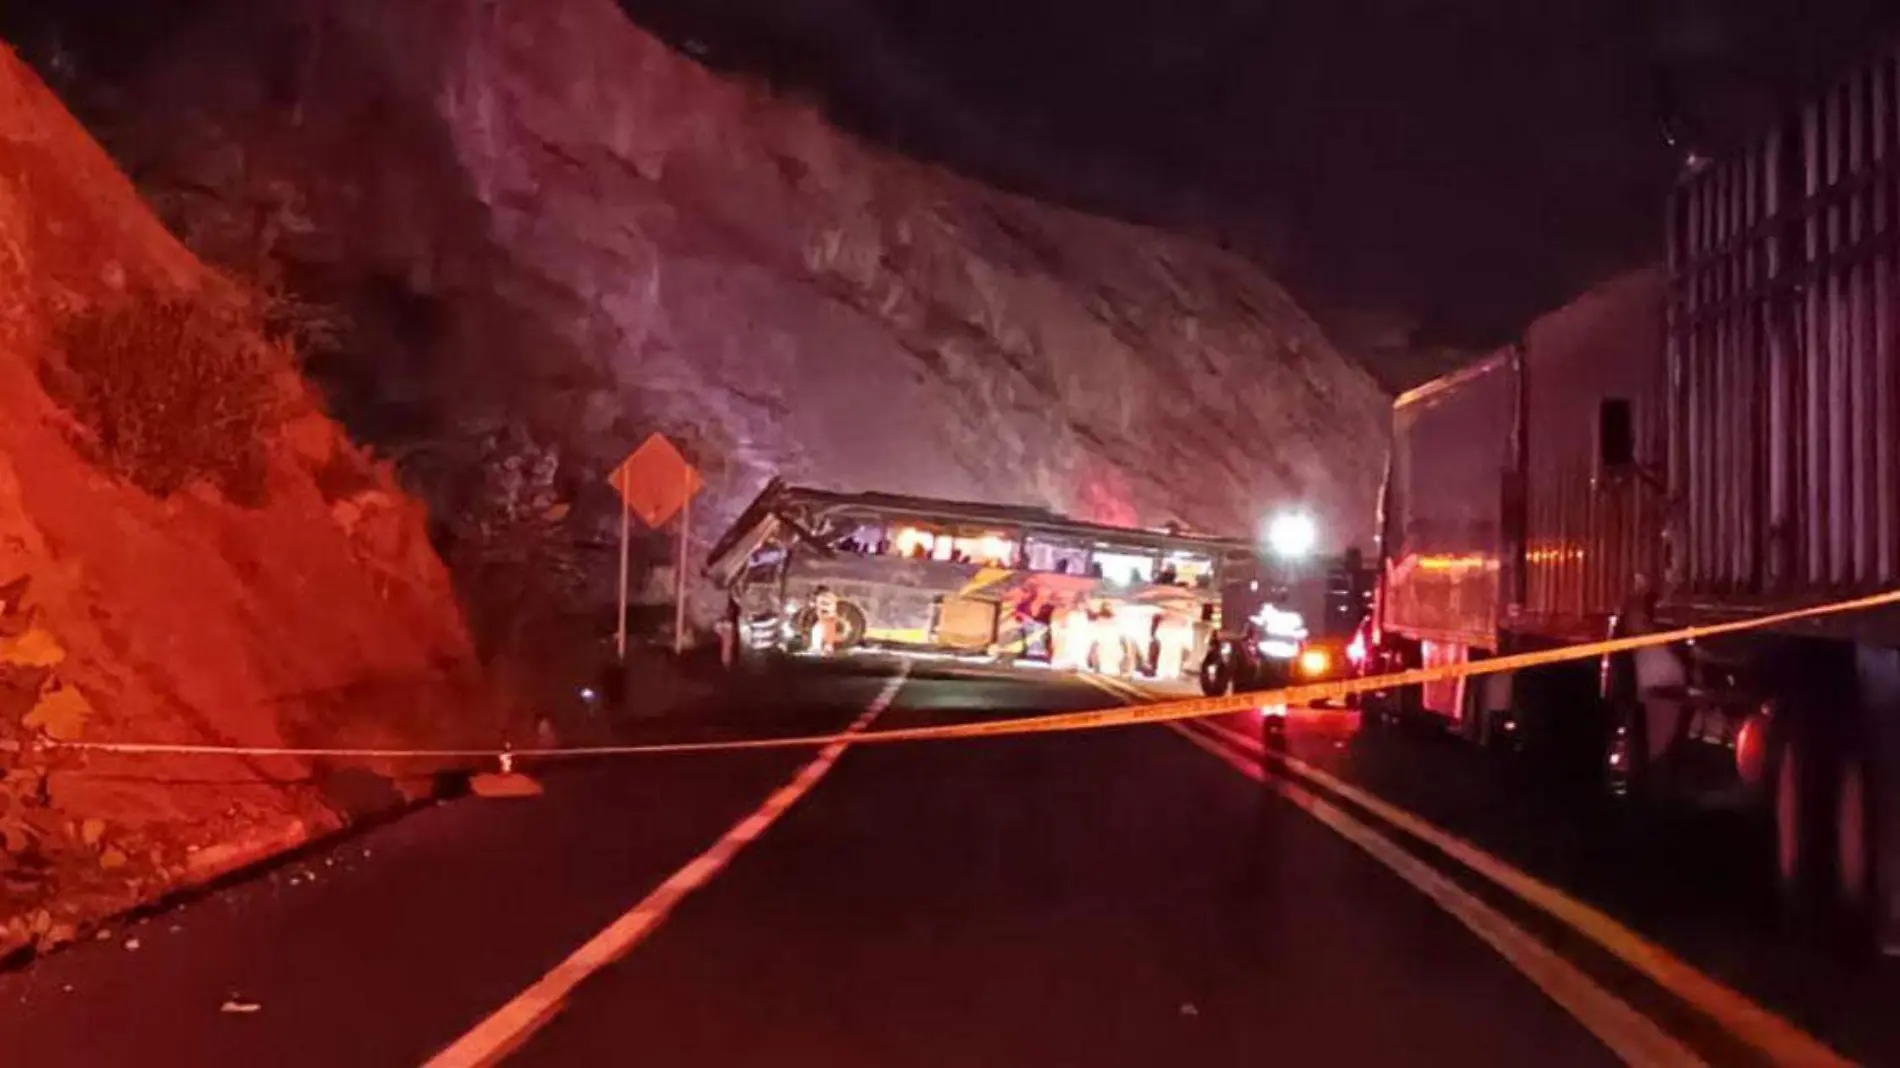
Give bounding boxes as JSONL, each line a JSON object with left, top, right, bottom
{"left": 424, "top": 666, "right": 910, "bottom": 1068}
{"left": 1183, "top": 714, "right": 1850, "bottom": 1067}
{"left": 1168, "top": 721, "right": 1705, "bottom": 1067}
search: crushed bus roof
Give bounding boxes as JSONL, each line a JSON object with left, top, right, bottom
{"left": 705, "top": 478, "right": 1254, "bottom": 581}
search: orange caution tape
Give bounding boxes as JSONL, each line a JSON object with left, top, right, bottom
{"left": 50, "top": 586, "right": 1900, "bottom": 760}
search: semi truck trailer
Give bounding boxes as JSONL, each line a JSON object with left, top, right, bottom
{"left": 1372, "top": 38, "right": 1900, "bottom": 950}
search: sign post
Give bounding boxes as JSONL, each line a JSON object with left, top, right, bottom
{"left": 608, "top": 433, "right": 704, "bottom": 661}
{"left": 673, "top": 472, "right": 691, "bottom": 656}
{"left": 616, "top": 488, "right": 631, "bottom": 661}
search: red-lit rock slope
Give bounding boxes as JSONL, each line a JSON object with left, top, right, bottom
{"left": 0, "top": 46, "right": 495, "bottom": 953}
{"left": 100, "top": 0, "right": 1388, "bottom": 579}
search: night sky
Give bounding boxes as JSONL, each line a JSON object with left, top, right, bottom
{"left": 8, "top": 0, "right": 1896, "bottom": 372}
{"left": 620, "top": 0, "right": 1894, "bottom": 364}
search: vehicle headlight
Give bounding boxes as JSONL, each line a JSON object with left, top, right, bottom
{"left": 1298, "top": 648, "right": 1331, "bottom": 677}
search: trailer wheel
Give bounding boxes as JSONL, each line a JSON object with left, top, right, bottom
{"left": 1604, "top": 700, "right": 1648, "bottom": 804}
{"left": 1457, "top": 679, "right": 1491, "bottom": 747}
{"left": 1362, "top": 662, "right": 1404, "bottom": 727}
{"left": 1835, "top": 750, "right": 1876, "bottom": 932}
{"left": 1370, "top": 639, "right": 1425, "bottom": 729}
{"left": 1772, "top": 736, "right": 1830, "bottom": 920}
{"left": 1231, "top": 649, "right": 1262, "bottom": 695}
{"left": 1199, "top": 646, "right": 1233, "bottom": 697}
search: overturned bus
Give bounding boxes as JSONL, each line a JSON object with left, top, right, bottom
{"left": 703, "top": 480, "right": 1257, "bottom": 678}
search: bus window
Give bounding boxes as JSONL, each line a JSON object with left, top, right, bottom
{"left": 1025, "top": 538, "right": 1087, "bottom": 575}
{"left": 893, "top": 526, "right": 939, "bottom": 559}
{"left": 1090, "top": 548, "right": 1157, "bottom": 587}
{"left": 834, "top": 521, "right": 887, "bottom": 554}
{"left": 1162, "top": 551, "right": 1214, "bottom": 587}
{"left": 949, "top": 532, "right": 1016, "bottom": 567}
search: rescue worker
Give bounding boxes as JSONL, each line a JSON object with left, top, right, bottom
{"left": 1050, "top": 594, "right": 1089, "bottom": 671}
{"left": 1007, "top": 586, "right": 1054, "bottom": 662}
{"left": 1152, "top": 609, "right": 1193, "bottom": 680}
{"left": 809, "top": 588, "right": 843, "bottom": 656}
{"left": 717, "top": 600, "right": 739, "bottom": 669}
{"left": 1032, "top": 600, "right": 1056, "bottom": 661}
{"left": 1093, "top": 600, "right": 1126, "bottom": 677}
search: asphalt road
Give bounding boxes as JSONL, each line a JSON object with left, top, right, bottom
{"left": 0, "top": 656, "right": 1893, "bottom": 1065}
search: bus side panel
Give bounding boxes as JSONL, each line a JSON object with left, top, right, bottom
{"left": 785, "top": 554, "right": 1218, "bottom": 656}
{"left": 785, "top": 554, "right": 960, "bottom": 643}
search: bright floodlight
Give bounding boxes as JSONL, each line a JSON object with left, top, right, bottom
{"left": 1265, "top": 511, "right": 1318, "bottom": 559}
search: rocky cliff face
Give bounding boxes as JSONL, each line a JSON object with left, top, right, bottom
{"left": 55, "top": 0, "right": 1389, "bottom": 631}
{"left": 0, "top": 46, "right": 494, "bottom": 952}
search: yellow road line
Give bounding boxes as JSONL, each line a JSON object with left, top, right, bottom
{"left": 425, "top": 665, "right": 910, "bottom": 1067}
{"left": 1169, "top": 721, "right": 1706, "bottom": 1067}
{"left": 1078, "top": 672, "right": 1148, "bottom": 703}
{"left": 1181, "top": 714, "right": 1851, "bottom": 1067}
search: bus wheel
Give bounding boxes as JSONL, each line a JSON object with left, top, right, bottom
{"left": 833, "top": 602, "right": 867, "bottom": 649}
{"left": 1200, "top": 647, "right": 1233, "bottom": 697}
{"left": 790, "top": 607, "right": 819, "bottom": 651}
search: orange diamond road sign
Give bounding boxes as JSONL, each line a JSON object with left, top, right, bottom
{"left": 609, "top": 433, "right": 703, "bottom": 528}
